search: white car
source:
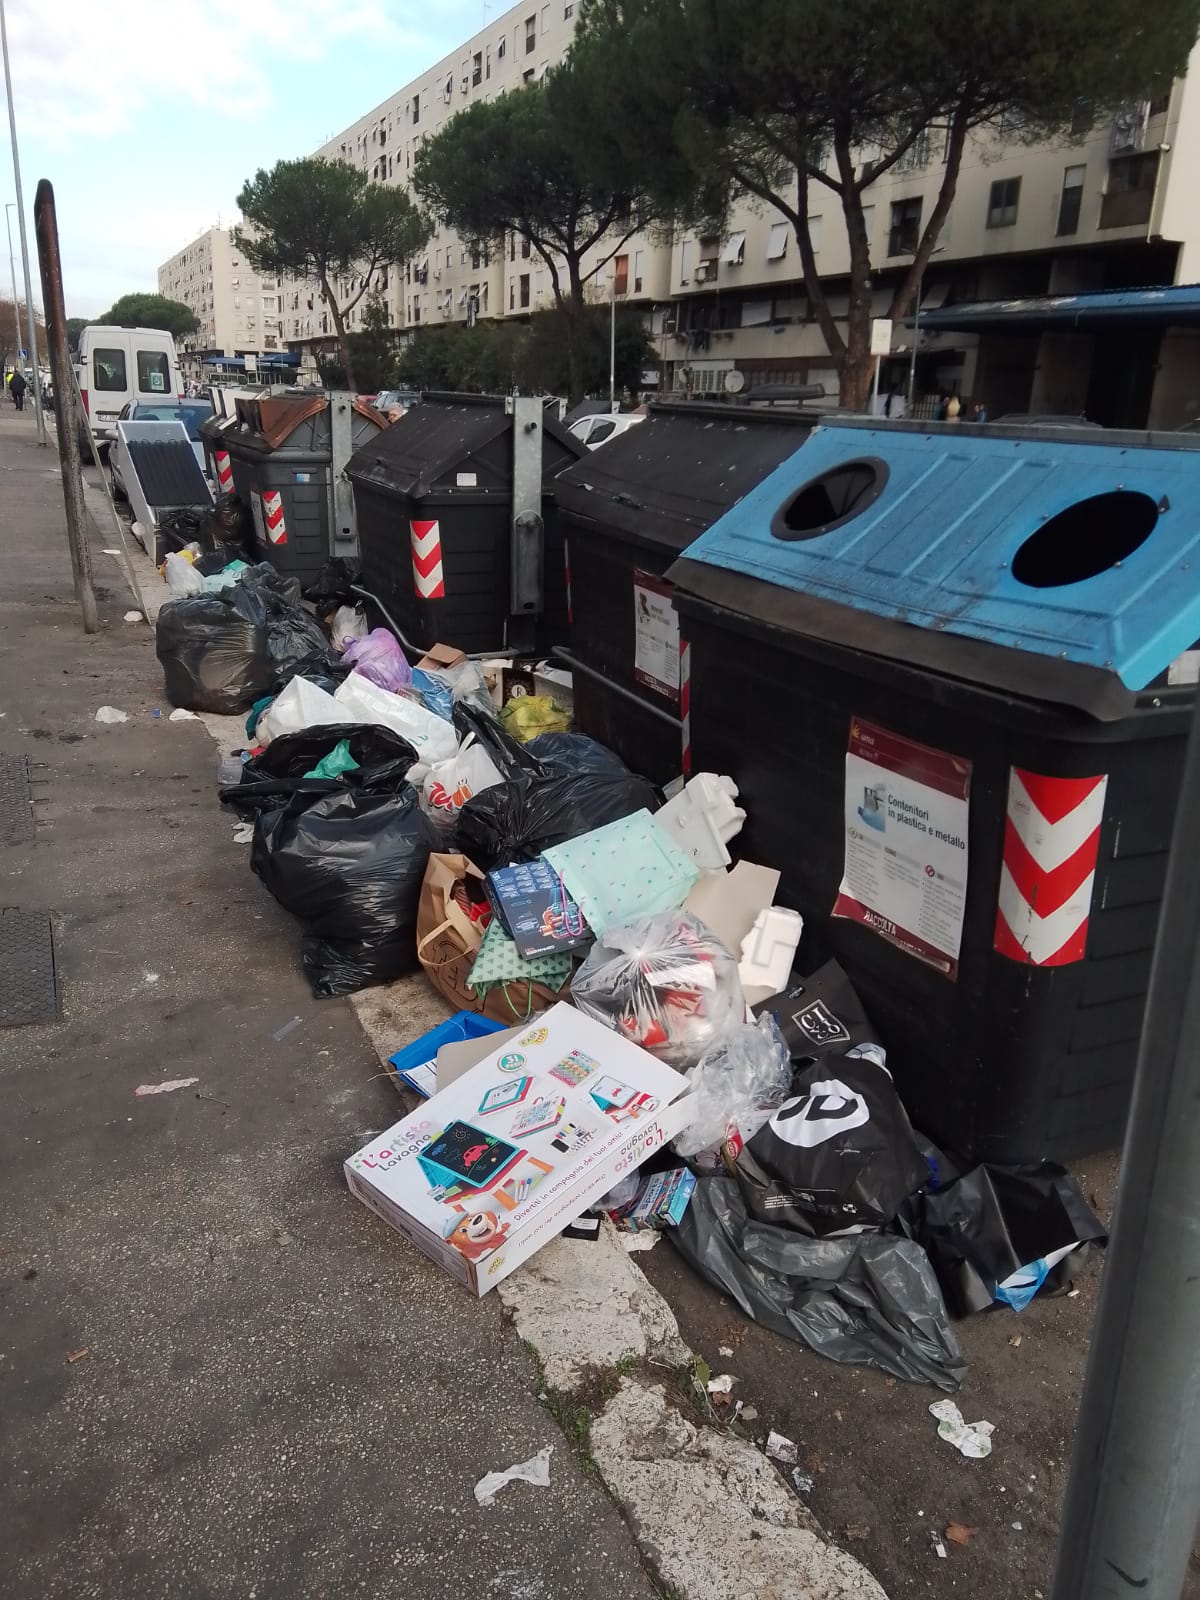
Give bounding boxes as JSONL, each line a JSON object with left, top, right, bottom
{"left": 569, "top": 411, "right": 646, "bottom": 450}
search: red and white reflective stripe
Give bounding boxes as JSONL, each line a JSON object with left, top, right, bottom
{"left": 993, "top": 767, "right": 1108, "bottom": 967}
{"left": 411, "top": 518, "right": 445, "bottom": 600}
{"left": 261, "top": 490, "right": 287, "bottom": 545}
{"left": 679, "top": 639, "right": 692, "bottom": 778}
{"left": 214, "top": 449, "right": 233, "bottom": 493}
{"left": 564, "top": 540, "right": 572, "bottom": 626}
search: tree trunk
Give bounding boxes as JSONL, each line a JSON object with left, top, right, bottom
{"left": 322, "top": 276, "right": 357, "bottom": 392}
{"left": 564, "top": 254, "right": 585, "bottom": 406}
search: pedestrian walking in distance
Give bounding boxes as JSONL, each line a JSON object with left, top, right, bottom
{"left": 8, "top": 369, "right": 26, "bottom": 411}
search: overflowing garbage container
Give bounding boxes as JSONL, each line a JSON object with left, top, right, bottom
{"left": 219, "top": 392, "right": 385, "bottom": 585}
{"left": 668, "top": 417, "right": 1200, "bottom": 1164}
{"left": 555, "top": 400, "right": 821, "bottom": 786}
{"left": 345, "top": 392, "right": 584, "bottom": 655}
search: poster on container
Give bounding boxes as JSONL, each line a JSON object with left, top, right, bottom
{"left": 632, "top": 571, "right": 680, "bottom": 699}
{"left": 833, "top": 717, "right": 971, "bottom": 979}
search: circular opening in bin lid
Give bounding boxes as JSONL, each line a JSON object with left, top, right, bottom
{"left": 1012, "top": 490, "right": 1160, "bottom": 588}
{"left": 770, "top": 458, "right": 889, "bottom": 540}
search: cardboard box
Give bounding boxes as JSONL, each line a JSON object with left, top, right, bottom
{"left": 608, "top": 1167, "right": 697, "bottom": 1233}
{"left": 416, "top": 642, "right": 468, "bottom": 672}
{"left": 346, "top": 1003, "right": 692, "bottom": 1294}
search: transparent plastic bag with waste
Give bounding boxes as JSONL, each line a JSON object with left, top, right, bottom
{"left": 674, "top": 1013, "right": 793, "bottom": 1158}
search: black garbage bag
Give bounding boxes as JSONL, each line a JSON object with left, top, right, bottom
{"left": 303, "top": 556, "right": 362, "bottom": 611}
{"left": 524, "top": 732, "right": 634, "bottom": 777}
{"left": 453, "top": 702, "right": 543, "bottom": 777}
{"left": 754, "top": 959, "right": 883, "bottom": 1064}
{"left": 158, "top": 506, "right": 215, "bottom": 555}
{"left": 221, "top": 725, "right": 419, "bottom": 817}
{"left": 738, "top": 1052, "right": 929, "bottom": 1237}
{"left": 896, "top": 1163, "right": 1107, "bottom": 1318}
{"left": 673, "top": 1174, "right": 965, "bottom": 1390}
{"left": 251, "top": 782, "right": 439, "bottom": 997}
{"left": 456, "top": 767, "right": 658, "bottom": 870}
{"left": 211, "top": 493, "right": 256, "bottom": 561}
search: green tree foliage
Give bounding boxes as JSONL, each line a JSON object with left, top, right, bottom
{"left": 413, "top": 59, "right": 678, "bottom": 402}
{"left": 98, "top": 293, "right": 199, "bottom": 339}
{"left": 234, "top": 158, "right": 429, "bottom": 391}
{"left": 0, "top": 297, "right": 47, "bottom": 370}
{"left": 397, "top": 306, "right": 654, "bottom": 399}
{"left": 577, "top": 0, "right": 1200, "bottom": 405}
{"left": 66, "top": 316, "right": 89, "bottom": 353}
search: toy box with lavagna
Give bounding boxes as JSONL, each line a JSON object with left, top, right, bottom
{"left": 345, "top": 1002, "right": 693, "bottom": 1294}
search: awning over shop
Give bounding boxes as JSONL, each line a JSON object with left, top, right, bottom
{"left": 913, "top": 283, "right": 1200, "bottom": 335}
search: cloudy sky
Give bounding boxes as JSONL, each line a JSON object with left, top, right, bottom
{"left": 1, "top": 0, "right": 485, "bottom": 316}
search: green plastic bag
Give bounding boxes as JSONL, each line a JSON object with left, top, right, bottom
{"left": 303, "top": 740, "right": 361, "bottom": 780}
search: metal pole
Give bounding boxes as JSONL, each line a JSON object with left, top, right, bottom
{"left": 907, "top": 268, "right": 922, "bottom": 410}
{"left": 4, "top": 200, "right": 18, "bottom": 374}
{"left": 609, "top": 270, "right": 616, "bottom": 412}
{"left": 870, "top": 354, "right": 882, "bottom": 416}
{"left": 1050, "top": 685, "right": 1200, "bottom": 1600}
{"left": 0, "top": 0, "right": 43, "bottom": 444}
{"left": 34, "top": 179, "right": 97, "bottom": 632}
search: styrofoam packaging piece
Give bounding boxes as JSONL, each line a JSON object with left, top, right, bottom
{"left": 255, "top": 676, "right": 347, "bottom": 747}
{"left": 738, "top": 907, "right": 804, "bottom": 1002}
{"left": 344, "top": 1003, "right": 693, "bottom": 1295}
{"left": 654, "top": 773, "right": 747, "bottom": 871}
{"left": 334, "top": 670, "right": 459, "bottom": 764}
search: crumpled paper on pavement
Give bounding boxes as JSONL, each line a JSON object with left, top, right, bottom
{"left": 929, "top": 1400, "right": 994, "bottom": 1459}
{"left": 473, "top": 1444, "right": 554, "bottom": 1506}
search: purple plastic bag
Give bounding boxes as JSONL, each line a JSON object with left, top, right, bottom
{"left": 341, "top": 628, "right": 412, "bottom": 693}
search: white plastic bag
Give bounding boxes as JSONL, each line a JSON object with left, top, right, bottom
{"left": 673, "top": 1013, "right": 792, "bottom": 1158}
{"left": 254, "top": 677, "right": 346, "bottom": 747}
{"left": 330, "top": 604, "right": 369, "bottom": 650}
{"left": 419, "top": 736, "right": 503, "bottom": 830}
{"left": 163, "top": 551, "right": 204, "bottom": 596}
{"left": 334, "top": 670, "right": 459, "bottom": 765}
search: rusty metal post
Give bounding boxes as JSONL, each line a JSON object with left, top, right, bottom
{"left": 33, "top": 179, "right": 96, "bottom": 633}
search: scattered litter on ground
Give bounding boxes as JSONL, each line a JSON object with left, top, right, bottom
{"left": 931, "top": 1532, "right": 948, "bottom": 1559}
{"left": 620, "top": 1230, "right": 659, "bottom": 1252}
{"left": 718, "top": 1344, "right": 734, "bottom": 1357}
{"left": 705, "top": 1373, "right": 735, "bottom": 1398}
{"left": 232, "top": 822, "right": 254, "bottom": 844}
{"left": 844, "top": 1523, "right": 871, "bottom": 1542}
{"left": 65, "top": 1348, "right": 89, "bottom": 1364}
{"left": 143, "top": 971, "right": 159, "bottom": 985}
{"left": 135, "top": 1077, "right": 200, "bottom": 1097}
{"left": 272, "top": 1016, "right": 303, "bottom": 1042}
{"left": 945, "top": 1521, "right": 977, "bottom": 1547}
{"left": 101, "top": 547, "right": 120, "bottom": 555}
{"left": 1009, "top": 1335, "right": 1023, "bottom": 1348}
{"left": 1067, "top": 1287, "right": 1081, "bottom": 1298}
{"left": 168, "top": 707, "right": 198, "bottom": 721}
{"left": 741, "top": 1405, "right": 758, "bottom": 1422}
{"left": 766, "top": 1430, "right": 799, "bottom": 1465}
{"left": 95, "top": 706, "right": 128, "bottom": 723}
{"left": 473, "top": 1445, "right": 553, "bottom": 1506}
{"left": 930, "top": 1400, "right": 995, "bottom": 1459}
{"left": 1011, "top": 1521, "right": 1024, "bottom": 1531}
{"left": 123, "top": 611, "right": 143, "bottom": 623}
{"left": 792, "top": 1471, "right": 815, "bottom": 1494}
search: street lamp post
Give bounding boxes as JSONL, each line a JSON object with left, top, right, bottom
{"left": 4, "top": 201, "right": 19, "bottom": 369}
{"left": 0, "top": 0, "right": 45, "bottom": 444}
{"left": 906, "top": 242, "right": 946, "bottom": 413}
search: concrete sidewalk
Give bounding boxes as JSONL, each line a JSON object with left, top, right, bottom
{"left": 0, "top": 410, "right": 661, "bottom": 1599}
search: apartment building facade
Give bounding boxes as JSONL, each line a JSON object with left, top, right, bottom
{"left": 195, "top": 2, "right": 1199, "bottom": 425}
{"left": 158, "top": 226, "right": 288, "bottom": 368}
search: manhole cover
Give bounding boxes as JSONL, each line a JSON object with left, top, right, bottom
{"left": 0, "top": 909, "right": 59, "bottom": 1026}
{"left": 0, "top": 755, "right": 34, "bottom": 844}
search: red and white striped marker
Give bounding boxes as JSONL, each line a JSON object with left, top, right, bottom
{"left": 411, "top": 519, "right": 446, "bottom": 600}
{"left": 261, "top": 490, "right": 287, "bottom": 545}
{"left": 993, "top": 767, "right": 1108, "bottom": 967}
{"left": 679, "top": 639, "right": 692, "bottom": 777}
{"left": 214, "top": 449, "right": 233, "bottom": 493}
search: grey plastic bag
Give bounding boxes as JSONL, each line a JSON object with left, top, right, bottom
{"left": 672, "top": 1175, "right": 965, "bottom": 1390}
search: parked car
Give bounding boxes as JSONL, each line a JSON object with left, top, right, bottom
{"left": 75, "top": 325, "right": 183, "bottom": 457}
{"left": 373, "top": 388, "right": 421, "bottom": 416}
{"left": 569, "top": 411, "right": 646, "bottom": 450}
{"left": 108, "top": 398, "right": 213, "bottom": 500}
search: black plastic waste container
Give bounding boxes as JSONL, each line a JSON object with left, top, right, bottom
{"left": 345, "top": 392, "right": 584, "bottom": 655}
{"left": 199, "top": 391, "right": 243, "bottom": 496}
{"left": 221, "top": 393, "right": 385, "bottom": 585}
{"left": 555, "top": 401, "right": 821, "bottom": 785}
{"left": 669, "top": 417, "right": 1200, "bottom": 1164}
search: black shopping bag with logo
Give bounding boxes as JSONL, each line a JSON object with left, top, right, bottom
{"left": 754, "top": 959, "right": 881, "bottom": 1064}
{"left": 737, "top": 1053, "right": 928, "bottom": 1237}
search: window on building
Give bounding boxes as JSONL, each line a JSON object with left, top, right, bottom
{"left": 888, "top": 196, "right": 922, "bottom": 256}
{"left": 486, "top": 46, "right": 491, "bottom": 79}
{"left": 93, "top": 348, "right": 127, "bottom": 392}
{"left": 807, "top": 215, "right": 823, "bottom": 252}
{"left": 564, "top": 1, "right": 574, "bottom": 13}
{"left": 472, "top": 245, "right": 483, "bottom": 270}
{"left": 498, "top": 34, "right": 506, "bottom": 57}
{"left": 721, "top": 231, "right": 746, "bottom": 266}
{"left": 613, "top": 254, "right": 629, "bottom": 294}
{"left": 520, "top": 236, "right": 531, "bottom": 259}
{"left": 766, "top": 220, "right": 789, "bottom": 261}
{"left": 896, "top": 129, "right": 931, "bottom": 173}
{"left": 633, "top": 249, "right": 645, "bottom": 293}
{"left": 509, "top": 278, "right": 516, "bottom": 310}
{"left": 473, "top": 51, "right": 483, "bottom": 85}
{"left": 1057, "top": 165, "right": 1086, "bottom": 236}
{"left": 412, "top": 93, "right": 420, "bottom": 124}
{"left": 986, "top": 177, "right": 1021, "bottom": 228}
{"left": 436, "top": 247, "right": 443, "bottom": 268}
{"left": 1100, "top": 150, "right": 1160, "bottom": 228}
{"left": 412, "top": 301, "right": 421, "bottom": 323}
{"left": 523, "top": 68, "right": 535, "bottom": 82}
{"left": 541, "top": 5, "right": 549, "bottom": 32}
{"left": 534, "top": 268, "right": 545, "bottom": 299}
{"left": 1148, "top": 87, "right": 1171, "bottom": 116}
{"left": 526, "top": 14, "right": 537, "bottom": 51}
{"left": 680, "top": 238, "right": 693, "bottom": 283}
{"left": 520, "top": 273, "right": 531, "bottom": 308}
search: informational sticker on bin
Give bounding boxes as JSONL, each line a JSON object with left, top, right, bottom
{"left": 833, "top": 718, "right": 971, "bottom": 979}
{"left": 633, "top": 570, "right": 680, "bottom": 699}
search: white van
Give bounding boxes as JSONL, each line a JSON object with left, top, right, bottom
{"left": 75, "top": 326, "right": 183, "bottom": 452}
